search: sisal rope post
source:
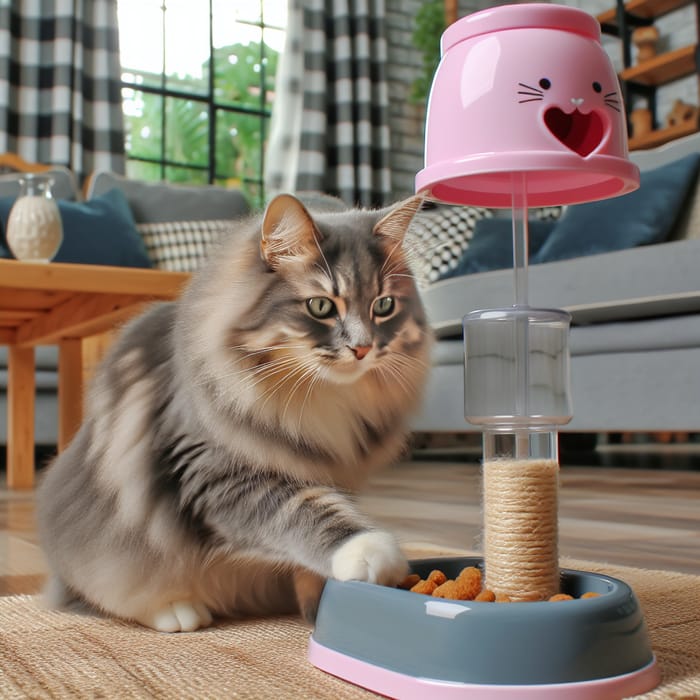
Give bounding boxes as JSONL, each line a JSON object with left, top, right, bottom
{"left": 482, "top": 458, "right": 560, "bottom": 601}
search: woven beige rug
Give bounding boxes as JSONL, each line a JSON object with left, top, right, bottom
{"left": 1, "top": 546, "right": 698, "bottom": 699}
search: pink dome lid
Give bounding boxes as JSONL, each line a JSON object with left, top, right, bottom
{"left": 415, "top": 3, "right": 640, "bottom": 208}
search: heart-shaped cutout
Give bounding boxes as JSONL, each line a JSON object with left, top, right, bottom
{"left": 544, "top": 108, "right": 605, "bottom": 157}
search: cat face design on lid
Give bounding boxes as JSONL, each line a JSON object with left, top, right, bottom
{"left": 518, "top": 74, "right": 620, "bottom": 157}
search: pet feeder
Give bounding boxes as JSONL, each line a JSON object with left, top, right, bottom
{"left": 309, "top": 4, "right": 660, "bottom": 697}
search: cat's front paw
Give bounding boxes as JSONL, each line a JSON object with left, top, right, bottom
{"left": 136, "top": 601, "right": 213, "bottom": 633}
{"left": 331, "top": 531, "right": 408, "bottom": 586}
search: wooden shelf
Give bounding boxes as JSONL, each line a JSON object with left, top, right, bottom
{"left": 598, "top": 0, "right": 694, "bottom": 27}
{"left": 628, "top": 120, "right": 699, "bottom": 149}
{"left": 620, "top": 44, "right": 697, "bottom": 85}
{"left": 599, "top": 0, "right": 700, "bottom": 151}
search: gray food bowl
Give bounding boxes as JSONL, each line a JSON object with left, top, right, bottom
{"left": 309, "top": 556, "right": 660, "bottom": 699}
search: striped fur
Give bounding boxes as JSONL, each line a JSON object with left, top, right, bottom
{"left": 36, "top": 195, "right": 432, "bottom": 631}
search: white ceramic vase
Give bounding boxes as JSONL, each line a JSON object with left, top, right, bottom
{"left": 6, "top": 174, "right": 63, "bottom": 262}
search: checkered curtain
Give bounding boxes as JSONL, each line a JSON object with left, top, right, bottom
{"left": 265, "top": 0, "right": 392, "bottom": 208}
{"left": 0, "top": 0, "right": 125, "bottom": 182}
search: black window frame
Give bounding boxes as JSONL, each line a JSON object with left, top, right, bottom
{"left": 119, "top": 0, "right": 281, "bottom": 205}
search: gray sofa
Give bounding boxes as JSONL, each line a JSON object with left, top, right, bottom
{"left": 412, "top": 131, "right": 700, "bottom": 434}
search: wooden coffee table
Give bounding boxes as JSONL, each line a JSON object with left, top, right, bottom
{"left": 0, "top": 259, "right": 190, "bottom": 489}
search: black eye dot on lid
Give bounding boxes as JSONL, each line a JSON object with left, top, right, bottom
{"left": 539, "top": 78, "right": 551, "bottom": 90}
{"left": 592, "top": 82, "right": 602, "bottom": 93}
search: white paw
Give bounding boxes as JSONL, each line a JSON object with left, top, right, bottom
{"left": 331, "top": 531, "right": 408, "bottom": 586}
{"left": 139, "top": 601, "right": 213, "bottom": 633}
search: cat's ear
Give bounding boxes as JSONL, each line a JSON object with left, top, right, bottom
{"left": 261, "top": 194, "right": 320, "bottom": 269}
{"left": 373, "top": 194, "right": 425, "bottom": 244}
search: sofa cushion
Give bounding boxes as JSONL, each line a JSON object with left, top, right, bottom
{"left": 406, "top": 202, "right": 493, "bottom": 285}
{"left": 440, "top": 217, "right": 556, "bottom": 279}
{"left": 86, "top": 171, "right": 251, "bottom": 223}
{"left": 136, "top": 219, "right": 232, "bottom": 272}
{"left": 0, "top": 188, "right": 152, "bottom": 268}
{"left": 531, "top": 153, "right": 700, "bottom": 263}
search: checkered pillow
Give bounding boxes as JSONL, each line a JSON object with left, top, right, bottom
{"left": 136, "top": 219, "right": 231, "bottom": 272}
{"left": 533, "top": 206, "right": 565, "bottom": 221}
{"left": 406, "top": 203, "right": 494, "bottom": 286}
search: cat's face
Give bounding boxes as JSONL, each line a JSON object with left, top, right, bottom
{"left": 244, "top": 195, "right": 429, "bottom": 387}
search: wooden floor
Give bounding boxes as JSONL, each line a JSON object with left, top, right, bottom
{"left": 2, "top": 456, "right": 699, "bottom": 599}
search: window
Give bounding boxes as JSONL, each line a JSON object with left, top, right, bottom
{"left": 118, "top": 0, "right": 287, "bottom": 208}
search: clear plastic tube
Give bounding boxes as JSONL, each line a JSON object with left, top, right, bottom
{"left": 512, "top": 172, "right": 529, "bottom": 308}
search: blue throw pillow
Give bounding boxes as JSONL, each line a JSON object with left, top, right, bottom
{"left": 0, "top": 187, "right": 152, "bottom": 268}
{"left": 531, "top": 153, "right": 700, "bottom": 264}
{"left": 440, "top": 217, "right": 556, "bottom": 279}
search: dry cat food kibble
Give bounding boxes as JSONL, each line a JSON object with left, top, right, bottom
{"left": 398, "top": 567, "right": 602, "bottom": 602}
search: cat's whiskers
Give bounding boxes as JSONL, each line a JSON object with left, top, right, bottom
{"left": 296, "top": 371, "right": 324, "bottom": 433}
{"left": 191, "top": 346, "right": 308, "bottom": 390}
{"left": 373, "top": 352, "right": 430, "bottom": 396}
{"left": 372, "top": 362, "right": 414, "bottom": 400}
{"left": 387, "top": 351, "right": 429, "bottom": 375}
{"left": 312, "top": 261, "right": 334, "bottom": 287}
{"left": 255, "top": 356, "right": 320, "bottom": 413}
{"left": 227, "top": 344, "right": 309, "bottom": 370}
{"left": 229, "top": 342, "right": 308, "bottom": 357}
{"left": 393, "top": 347, "right": 431, "bottom": 364}
{"left": 381, "top": 257, "right": 417, "bottom": 286}
{"left": 242, "top": 363, "right": 303, "bottom": 395}
{"left": 379, "top": 237, "right": 406, "bottom": 278}
{"left": 310, "top": 227, "right": 334, "bottom": 285}
{"left": 241, "top": 356, "right": 310, "bottom": 395}
{"left": 189, "top": 352, "right": 306, "bottom": 397}
{"left": 259, "top": 367, "right": 323, "bottom": 428}
{"left": 383, "top": 271, "right": 417, "bottom": 283}
{"left": 281, "top": 363, "right": 322, "bottom": 428}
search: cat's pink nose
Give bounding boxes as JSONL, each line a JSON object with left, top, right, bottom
{"left": 350, "top": 345, "right": 371, "bottom": 360}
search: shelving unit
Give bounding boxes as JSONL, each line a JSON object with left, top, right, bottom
{"left": 597, "top": 0, "right": 700, "bottom": 149}
{"left": 598, "top": 0, "right": 693, "bottom": 27}
{"left": 620, "top": 44, "right": 697, "bottom": 85}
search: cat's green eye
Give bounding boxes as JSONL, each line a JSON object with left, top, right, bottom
{"left": 373, "top": 296, "right": 395, "bottom": 317}
{"left": 307, "top": 297, "right": 337, "bottom": 319}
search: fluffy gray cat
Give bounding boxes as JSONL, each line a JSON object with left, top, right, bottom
{"left": 36, "top": 193, "right": 432, "bottom": 632}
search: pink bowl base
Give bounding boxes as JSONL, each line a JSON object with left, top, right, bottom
{"left": 308, "top": 637, "right": 661, "bottom": 700}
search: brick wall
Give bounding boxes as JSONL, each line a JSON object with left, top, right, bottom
{"left": 386, "top": 0, "right": 485, "bottom": 199}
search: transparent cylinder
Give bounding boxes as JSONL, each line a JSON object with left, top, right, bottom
{"left": 463, "top": 306, "right": 573, "bottom": 430}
